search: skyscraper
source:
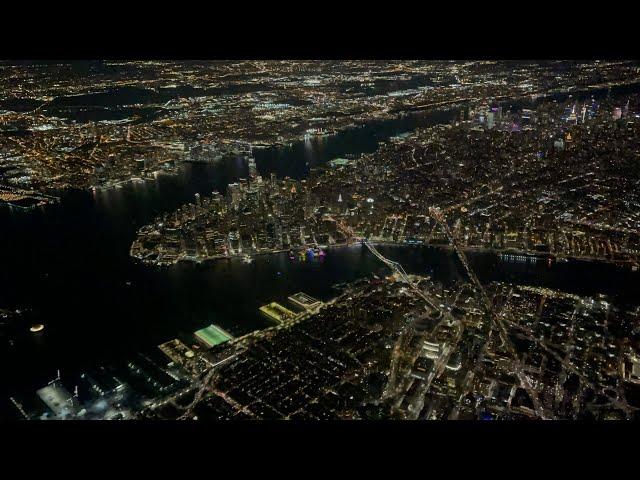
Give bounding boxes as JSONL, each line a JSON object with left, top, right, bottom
{"left": 248, "top": 156, "right": 258, "bottom": 179}
{"left": 613, "top": 107, "right": 622, "bottom": 120}
{"left": 228, "top": 183, "right": 242, "bottom": 209}
{"left": 487, "top": 111, "right": 495, "bottom": 130}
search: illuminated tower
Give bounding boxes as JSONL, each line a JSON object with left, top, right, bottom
{"left": 248, "top": 157, "right": 258, "bottom": 179}
{"left": 228, "top": 183, "right": 242, "bottom": 209}
{"left": 487, "top": 111, "right": 495, "bottom": 130}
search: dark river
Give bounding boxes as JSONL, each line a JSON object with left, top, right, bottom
{"left": 1, "top": 103, "right": 639, "bottom": 399}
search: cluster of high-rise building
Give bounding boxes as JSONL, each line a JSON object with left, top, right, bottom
{"left": 131, "top": 89, "right": 640, "bottom": 272}
{"left": 130, "top": 166, "right": 347, "bottom": 265}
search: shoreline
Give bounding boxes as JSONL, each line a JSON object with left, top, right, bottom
{"left": 9, "top": 78, "right": 640, "bottom": 209}
{"left": 132, "top": 241, "right": 355, "bottom": 267}
{"left": 132, "top": 238, "right": 640, "bottom": 272}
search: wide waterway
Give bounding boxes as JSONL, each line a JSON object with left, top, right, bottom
{"left": 1, "top": 102, "right": 639, "bottom": 397}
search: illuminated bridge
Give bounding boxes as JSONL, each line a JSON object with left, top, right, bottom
{"left": 334, "top": 217, "right": 439, "bottom": 312}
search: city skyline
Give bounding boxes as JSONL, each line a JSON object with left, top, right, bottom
{"left": 2, "top": 60, "right": 640, "bottom": 421}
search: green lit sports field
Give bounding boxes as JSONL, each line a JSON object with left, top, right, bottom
{"left": 195, "top": 325, "right": 233, "bottom": 347}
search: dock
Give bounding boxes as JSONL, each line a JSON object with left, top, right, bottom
{"left": 259, "top": 302, "right": 299, "bottom": 323}
{"left": 288, "top": 292, "right": 323, "bottom": 311}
